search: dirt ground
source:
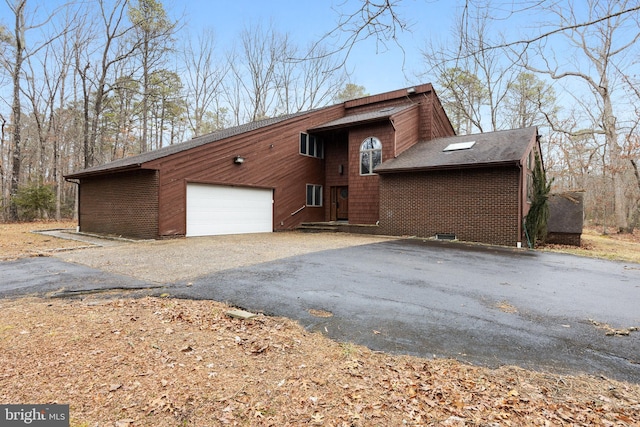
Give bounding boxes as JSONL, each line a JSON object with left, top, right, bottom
{"left": 1, "top": 221, "right": 639, "bottom": 426}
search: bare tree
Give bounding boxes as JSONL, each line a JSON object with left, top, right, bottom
{"left": 2, "top": 0, "right": 64, "bottom": 219}
{"left": 525, "top": 0, "right": 640, "bottom": 232}
{"left": 182, "top": 29, "right": 226, "bottom": 136}
{"left": 276, "top": 42, "right": 348, "bottom": 114}
{"left": 229, "top": 23, "right": 282, "bottom": 122}
{"left": 5, "top": 0, "right": 26, "bottom": 220}
{"left": 324, "top": 1, "right": 640, "bottom": 65}
{"left": 423, "top": 2, "right": 517, "bottom": 134}
{"left": 311, "top": 0, "right": 409, "bottom": 69}
{"left": 76, "top": 0, "right": 141, "bottom": 168}
{"left": 289, "top": 43, "right": 348, "bottom": 112}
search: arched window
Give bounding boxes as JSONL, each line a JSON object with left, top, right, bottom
{"left": 360, "top": 137, "right": 382, "bottom": 175}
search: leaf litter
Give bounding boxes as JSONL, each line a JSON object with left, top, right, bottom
{"left": 2, "top": 222, "right": 640, "bottom": 425}
{"left": 0, "top": 296, "right": 638, "bottom": 426}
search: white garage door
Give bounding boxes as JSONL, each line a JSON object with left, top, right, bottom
{"left": 186, "top": 184, "right": 273, "bottom": 237}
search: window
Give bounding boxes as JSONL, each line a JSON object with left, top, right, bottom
{"left": 443, "top": 141, "right": 475, "bottom": 151}
{"left": 360, "top": 137, "right": 382, "bottom": 175}
{"left": 300, "top": 133, "right": 324, "bottom": 158}
{"left": 306, "top": 184, "right": 323, "bottom": 207}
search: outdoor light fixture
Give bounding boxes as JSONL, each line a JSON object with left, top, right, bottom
{"left": 233, "top": 155, "right": 245, "bottom": 164}
{"left": 406, "top": 87, "right": 416, "bottom": 94}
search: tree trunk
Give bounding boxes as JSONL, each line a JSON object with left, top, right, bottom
{"left": 141, "top": 38, "right": 149, "bottom": 153}
{"left": 9, "top": 0, "right": 26, "bottom": 221}
{"left": 602, "top": 86, "right": 629, "bottom": 232}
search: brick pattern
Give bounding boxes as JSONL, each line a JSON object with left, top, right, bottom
{"left": 379, "top": 168, "right": 521, "bottom": 246}
{"left": 79, "top": 170, "right": 159, "bottom": 239}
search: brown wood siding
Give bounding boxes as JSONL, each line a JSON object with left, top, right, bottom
{"left": 428, "top": 89, "right": 456, "bottom": 139}
{"left": 345, "top": 83, "right": 433, "bottom": 108}
{"left": 391, "top": 107, "right": 420, "bottom": 157}
{"left": 146, "top": 106, "right": 345, "bottom": 236}
{"left": 324, "top": 132, "right": 349, "bottom": 188}
{"left": 348, "top": 123, "right": 395, "bottom": 224}
{"left": 379, "top": 167, "right": 521, "bottom": 246}
{"left": 341, "top": 84, "right": 454, "bottom": 144}
{"left": 78, "top": 170, "right": 159, "bottom": 239}
{"left": 323, "top": 132, "right": 349, "bottom": 219}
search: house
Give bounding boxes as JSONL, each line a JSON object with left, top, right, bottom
{"left": 66, "top": 83, "right": 542, "bottom": 247}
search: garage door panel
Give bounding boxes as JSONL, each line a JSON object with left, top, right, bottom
{"left": 187, "top": 184, "right": 273, "bottom": 237}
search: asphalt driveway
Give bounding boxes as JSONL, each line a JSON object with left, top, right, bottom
{"left": 1, "top": 233, "right": 639, "bottom": 383}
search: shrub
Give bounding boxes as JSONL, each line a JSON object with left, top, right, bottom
{"left": 12, "top": 183, "right": 55, "bottom": 221}
{"left": 525, "top": 152, "right": 552, "bottom": 248}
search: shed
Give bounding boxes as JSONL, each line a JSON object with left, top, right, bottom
{"left": 546, "top": 191, "right": 584, "bottom": 246}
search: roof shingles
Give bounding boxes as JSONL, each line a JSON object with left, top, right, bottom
{"left": 66, "top": 111, "right": 315, "bottom": 178}
{"left": 375, "top": 127, "right": 537, "bottom": 173}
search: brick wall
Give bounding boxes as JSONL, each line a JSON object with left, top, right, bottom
{"left": 379, "top": 167, "right": 521, "bottom": 246}
{"left": 79, "top": 170, "right": 159, "bottom": 239}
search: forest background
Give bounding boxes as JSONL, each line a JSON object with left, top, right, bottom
{"left": 1, "top": 0, "right": 639, "bottom": 234}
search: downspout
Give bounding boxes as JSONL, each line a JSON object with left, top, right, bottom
{"left": 516, "top": 162, "right": 524, "bottom": 248}
{"left": 390, "top": 118, "right": 397, "bottom": 157}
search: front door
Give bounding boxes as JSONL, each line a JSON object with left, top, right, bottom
{"left": 331, "top": 186, "right": 348, "bottom": 221}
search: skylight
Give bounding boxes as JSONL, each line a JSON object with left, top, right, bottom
{"left": 443, "top": 141, "right": 476, "bottom": 152}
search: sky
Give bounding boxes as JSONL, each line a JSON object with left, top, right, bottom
{"left": 0, "top": 0, "right": 560, "bottom": 97}
{"left": 170, "top": 0, "right": 459, "bottom": 95}
{"left": 2, "top": 0, "right": 637, "bottom": 129}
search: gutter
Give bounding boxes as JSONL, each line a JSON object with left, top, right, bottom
{"left": 376, "top": 160, "right": 521, "bottom": 174}
{"left": 64, "top": 163, "right": 144, "bottom": 180}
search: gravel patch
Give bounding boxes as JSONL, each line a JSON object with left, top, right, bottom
{"left": 53, "top": 231, "right": 396, "bottom": 283}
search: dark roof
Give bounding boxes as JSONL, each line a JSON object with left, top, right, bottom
{"left": 547, "top": 192, "right": 584, "bottom": 234}
{"left": 376, "top": 127, "right": 538, "bottom": 173}
{"left": 66, "top": 110, "right": 316, "bottom": 178}
{"left": 308, "top": 104, "right": 415, "bottom": 132}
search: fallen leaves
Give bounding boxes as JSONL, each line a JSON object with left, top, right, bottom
{"left": 0, "top": 221, "right": 80, "bottom": 260}
{"left": 589, "top": 319, "right": 639, "bottom": 337}
{"left": 0, "top": 296, "right": 638, "bottom": 426}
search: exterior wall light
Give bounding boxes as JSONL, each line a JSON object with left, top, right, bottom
{"left": 233, "top": 155, "right": 245, "bottom": 164}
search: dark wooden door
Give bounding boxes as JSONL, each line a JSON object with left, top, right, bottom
{"left": 335, "top": 186, "right": 348, "bottom": 220}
